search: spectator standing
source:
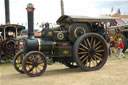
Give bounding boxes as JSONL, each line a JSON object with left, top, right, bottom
{"left": 118, "top": 38, "right": 125, "bottom": 58}
{"left": 109, "top": 37, "right": 117, "bottom": 57}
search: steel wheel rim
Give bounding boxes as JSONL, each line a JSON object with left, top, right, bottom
{"left": 114, "top": 34, "right": 122, "bottom": 41}
{"left": 78, "top": 35, "right": 107, "bottom": 69}
{"left": 24, "top": 53, "right": 46, "bottom": 76}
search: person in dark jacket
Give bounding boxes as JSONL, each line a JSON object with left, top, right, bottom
{"left": 110, "top": 37, "right": 117, "bottom": 57}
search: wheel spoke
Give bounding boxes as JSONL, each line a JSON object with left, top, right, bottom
{"left": 91, "top": 37, "right": 93, "bottom": 46}
{"left": 84, "top": 40, "right": 88, "bottom": 47}
{"left": 96, "top": 53, "right": 102, "bottom": 56}
{"left": 28, "top": 67, "right": 33, "bottom": 72}
{"left": 38, "top": 60, "right": 44, "bottom": 64}
{"left": 35, "top": 67, "right": 37, "bottom": 74}
{"left": 28, "top": 57, "right": 33, "bottom": 61}
{"left": 32, "top": 68, "right": 35, "bottom": 74}
{"left": 80, "top": 54, "right": 86, "bottom": 59}
{"left": 82, "top": 56, "right": 88, "bottom": 63}
{"left": 96, "top": 50, "right": 104, "bottom": 52}
{"left": 85, "top": 58, "right": 88, "bottom": 66}
{"left": 95, "top": 40, "right": 101, "bottom": 48}
{"left": 26, "top": 61, "right": 32, "bottom": 64}
{"left": 89, "top": 59, "right": 91, "bottom": 67}
{"left": 94, "top": 55, "right": 102, "bottom": 61}
{"left": 80, "top": 43, "right": 88, "bottom": 49}
{"left": 37, "top": 66, "right": 41, "bottom": 72}
{"left": 33, "top": 55, "right": 37, "bottom": 61}
{"left": 38, "top": 57, "right": 41, "bottom": 62}
{"left": 91, "top": 58, "right": 96, "bottom": 67}
{"left": 94, "top": 55, "right": 98, "bottom": 64}
{"left": 95, "top": 45, "right": 102, "bottom": 50}
{"left": 87, "top": 38, "right": 91, "bottom": 47}
{"left": 79, "top": 48, "right": 86, "bottom": 51}
{"left": 78, "top": 52, "right": 88, "bottom": 54}
{"left": 38, "top": 63, "right": 44, "bottom": 67}
{"left": 93, "top": 39, "right": 96, "bottom": 48}
{"left": 26, "top": 65, "right": 32, "bottom": 71}
{"left": 35, "top": 55, "right": 39, "bottom": 60}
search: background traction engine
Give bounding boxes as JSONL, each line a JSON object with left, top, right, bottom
{"left": 13, "top": 3, "right": 114, "bottom": 77}
{"left": 109, "top": 24, "right": 128, "bottom": 53}
{"left": 0, "top": 0, "right": 25, "bottom": 63}
{"left": 0, "top": 25, "right": 24, "bottom": 63}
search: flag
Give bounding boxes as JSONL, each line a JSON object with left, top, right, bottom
{"left": 117, "top": 8, "right": 121, "bottom": 14}
{"left": 111, "top": 7, "right": 113, "bottom": 13}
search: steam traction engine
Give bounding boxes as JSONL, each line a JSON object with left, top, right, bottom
{"left": 0, "top": 0, "right": 25, "bottom": 63}
{"left": 109, "top": 24, "right": 128, "bottom": 52}
{"left": 14, "top": 3, "right": 116, "bottom": 77}
{"left": 0, "top": 24, "right": 25, "bottom": 63}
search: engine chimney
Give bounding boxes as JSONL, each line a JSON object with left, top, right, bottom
{"left": 60, "top": 0, "right": 64, "bottom": 15}
{"left": 26, "top": 3, "right": 35, "bottom": 39}
{"left": 5, "top": 0, "right": 10, "bottom": 24}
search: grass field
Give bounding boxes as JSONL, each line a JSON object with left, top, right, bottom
{"left": 0, "top": 52, "right": 128, "bottom": 85}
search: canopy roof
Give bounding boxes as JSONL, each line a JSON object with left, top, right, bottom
{"left": 0, "top": 24, "right": 25, "bottom": 32}
{"left": 0, "top": 24, "right": 25, "bottom": 29}
{"left": 56, "top": 15, "right": 116, "bottom": 25}
{"left": 109, "top": 24, "right": 128, "bottom": 29}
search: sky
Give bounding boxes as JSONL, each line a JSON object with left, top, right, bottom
{"left": 0, "top": 0, "right": 128, "bottom": 28}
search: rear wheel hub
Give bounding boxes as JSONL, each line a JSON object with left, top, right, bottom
{"left": 88, "top": 48, "right": 96, "bottom": 57}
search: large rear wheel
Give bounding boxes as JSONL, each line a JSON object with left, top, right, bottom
{"left": 73, "top": 33, "right": 108, "bottom": 71}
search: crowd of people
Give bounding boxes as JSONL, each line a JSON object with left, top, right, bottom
{"left": 109, "top": 37, "right": 125, "bottom": 58}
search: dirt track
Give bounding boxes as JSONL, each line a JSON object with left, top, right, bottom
{"left": 0, "top": 57, "right": 128, "bottom": 85}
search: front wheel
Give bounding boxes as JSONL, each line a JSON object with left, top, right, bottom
{"left": 73, "top": 33, "right": 108, "bottom": 71}
{"left": 22, "top": 51, "right": 47, "bottom": 77}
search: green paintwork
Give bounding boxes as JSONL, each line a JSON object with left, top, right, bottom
{"left": 53, "top": 46, "right": 72, "bottom": 57}
{"left": 40, "top": 39, "right": 72, "bottom": 57}
{"left": 40, "top": 40, "right": 55, "bottom": 52}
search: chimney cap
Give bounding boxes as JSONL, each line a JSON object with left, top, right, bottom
{"left": 26, "top": 3, "right": 35, "bottom": 12}
{"left": 27, "top": 3, "right": 34, "bottom": 8}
